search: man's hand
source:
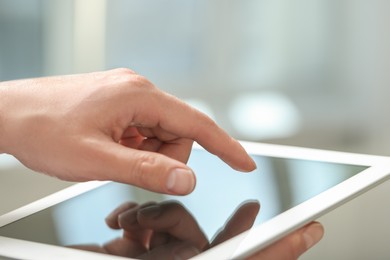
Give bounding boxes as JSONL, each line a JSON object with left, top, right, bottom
{"left": 0, "top": 69, "right": 256, "bottom": 195}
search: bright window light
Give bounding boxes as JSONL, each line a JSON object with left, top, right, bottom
{"left": 229, "top": 92, "right": 301, "bottom": 140}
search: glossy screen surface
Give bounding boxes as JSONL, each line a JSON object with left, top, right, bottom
{"left": 0, "top": 150, "right": 367, "bottom": 258}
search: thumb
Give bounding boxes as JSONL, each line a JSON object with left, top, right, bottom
{"left": 92, "top": 141, "right": 196, "bottom": 195}
{"left": 247, "top": 222, "right": 324, "bottom": 260}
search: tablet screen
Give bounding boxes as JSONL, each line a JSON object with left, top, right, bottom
{"left": 0, "top": 149, "right": 367, "bottom": 258}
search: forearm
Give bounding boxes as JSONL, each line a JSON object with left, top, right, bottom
{"left": 0, "top": 82, "right": 7, "bottom": 154}
{"left": 0, "top": 78, "right": 48, "bottom": 157}
{"left": 0, "top": 80, "right": 24, "bottom": 155}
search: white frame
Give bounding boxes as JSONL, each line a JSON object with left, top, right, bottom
{"left": 1, "top": 142, "right": 389, "bottom": 260}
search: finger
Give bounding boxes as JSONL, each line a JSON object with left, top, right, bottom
{"left": 137, "top": 126, "right": 178, "bottom": 141}
{"left": 136, "top": 201, "right": 209, "bottom": 250}
{"left": 119, "top": 127, "right": 145, "bottom": 149}
{"left": 105, "top": 201, "right": 139, "bottom": 229}
{"left": 153, "top": 138, "right": 193, "bottom": 163}
{"left": 211, "top": 200, "right": 260, "bottom": 247}
{"left": 87, "top": 139, "right": 196, "bottom": 195}
{"left": 120, "top": 125, "right": 194, "bottom": 168}
{"left": 130, "top": 126, "right": 194, "bottom": 163}
{"left": 121, "top": 137, "right": 162, "bottom": 154}
{"left": 104, "top": 202, "right": 158, "bottom": 259}
{"left": 156, "top": 94, "right": 256, "bottom": 172}
{"left": 118, "top": 202, "right": 157, "bottom": 231}
{"left": 117, "top": 202, "right": 157, "bottom": 250}
{"left": 121, "top": 126, "right": 143, "bottom": 140}
{"left": 121, "top": 137, "right": 193, "bottom": 164}
{"left": 247, "top": 222, "right": 324, "bottom": 260}
{"left": 130, "top": 89, "right": 256, "bottom": 172}
{"left": 138, "top": 138, "right": 163, "bottom": 152}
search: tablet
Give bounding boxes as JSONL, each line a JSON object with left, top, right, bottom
{"left": 0, "top": 142, "right": 389, "bottom": 260}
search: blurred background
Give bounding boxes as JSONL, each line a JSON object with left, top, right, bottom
{"left": 0, "top": 0, "right": 389, "bottom": 259}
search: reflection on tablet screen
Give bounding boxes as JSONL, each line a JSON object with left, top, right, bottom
{"left": 0, "top": 150, "right": 367, "bottom": 258}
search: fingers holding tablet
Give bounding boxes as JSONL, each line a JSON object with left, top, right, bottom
{"left": 247, "top": 222, "right": 324, "bottom": 260}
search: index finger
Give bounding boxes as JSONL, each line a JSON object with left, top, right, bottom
{"left": 157, "top": 92, "right": 257, "bottom": 172}
{"left": 211, "top": 200, "right": 260, "bottom": 247}
{"left": 136, "top": 201, "right": 209, "bottom": 250}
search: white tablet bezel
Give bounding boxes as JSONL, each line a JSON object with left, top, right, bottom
{"left": 1, "top": 142, "right": 389, "bottom": 260}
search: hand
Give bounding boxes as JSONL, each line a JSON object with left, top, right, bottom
{"left": 71, "top": 200, "right": 323, "bottom": 260}
{"left": 0, "top": 69, "right": 256, "bottom": 195}
{"left": 103, "top": 201, "right": 208, "bottom": 259}
{"left": 70, "top": 201, "right": 208, "bottom": 259}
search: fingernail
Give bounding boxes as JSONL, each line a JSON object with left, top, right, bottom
{"left": 138, "top": 205, "right": 162, "bottom": 219}
{"left": 234, "top": 157, "right": 257, "bottom": 172}
{"left": 237, "top": 141, "right": 257, "bottom": 172}
{"left": 248, "top": 156, "right": 257, "bottom": 171}
{"left": 117, "top": 210, "right": 138, "bottom": 229}
{"left": 303, "top": 223, "right": 324, "bottom": 249}
{"left": 166, "top": 168, "right": 195, "bottom": 195}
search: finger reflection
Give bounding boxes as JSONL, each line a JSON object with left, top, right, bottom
{"left": 71, "top": 200, "right": 260, "bottom": 260}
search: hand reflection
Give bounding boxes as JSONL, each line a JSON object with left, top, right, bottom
{"left": 70, "top": 200, "right": 259, "bottom": 259}
{"left": 71, "top": 200, "right": 323, "bottom": 260}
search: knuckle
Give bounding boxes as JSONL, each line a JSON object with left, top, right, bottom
{"left": 122, "top": 74, "right": 156, "bottom": 93}
{"left": 113, "top": 67, "right": 136, "bottom": 75}
{"left": 108, "top": 68, "right": 157, "bottom": 93}
{"left": 131, "top": 74, "right": 155, "bottom": 91}
{"left": 130, "top": 153, "right": 158, "bottom": 187}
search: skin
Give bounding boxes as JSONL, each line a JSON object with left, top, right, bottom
{"left": 0, "top": 69, "right": 324, "bottom": 258}
{"left": 0, "top": 68, "right": 256, "bottom": 195}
